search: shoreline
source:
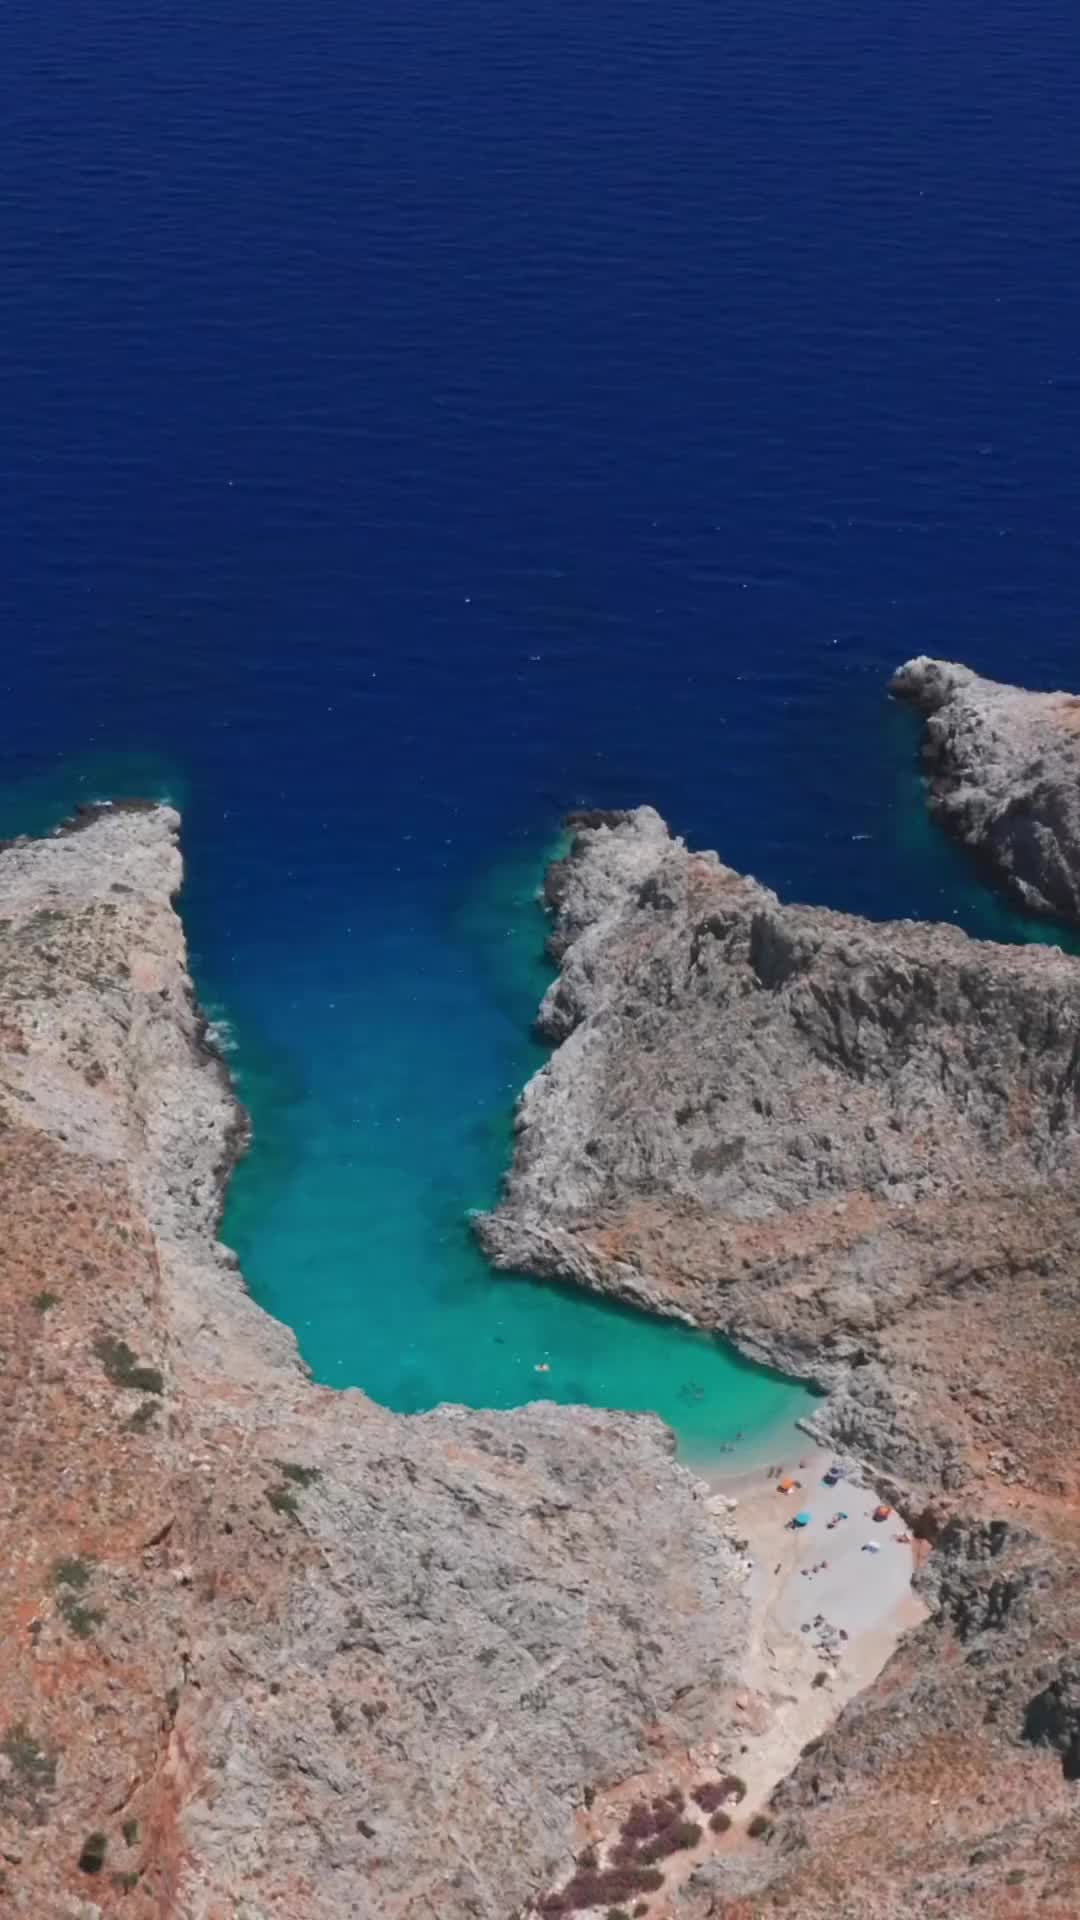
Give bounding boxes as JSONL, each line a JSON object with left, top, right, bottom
{"left": 678, "top": 1408, "right": 820, "bottom": 1483}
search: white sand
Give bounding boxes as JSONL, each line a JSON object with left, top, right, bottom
{"left": 698, "top": 1443, "right": 927, "bottom": 1813}
{"left": 564, "top": 1443, "right": 928, "bottom": 1913}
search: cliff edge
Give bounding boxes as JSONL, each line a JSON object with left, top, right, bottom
{"left": 0, "top": 807, "right": 749, "bottom": 1920}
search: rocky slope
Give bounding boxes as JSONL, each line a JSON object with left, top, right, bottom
{"left": 0, "top": 806, "right": 751, "bottom": 1920}
{"left": 891, "top": 655, "right": 1080, "bottom": 926}
{"left": 479, "top": 807, "right": 1080, "bottom": 1916}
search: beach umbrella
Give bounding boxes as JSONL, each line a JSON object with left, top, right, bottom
{"left": 794, "top": 1511, "right": 811, "bottom": 1527}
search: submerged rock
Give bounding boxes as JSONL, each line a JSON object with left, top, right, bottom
{"left": 0, "top": 806, "right": 749, "bottom": 1920}
{"left": 891, "top": 654, "right": 1080, "bottom": 926}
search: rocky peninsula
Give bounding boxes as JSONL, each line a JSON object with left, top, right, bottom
{"left": 0, "top": 806, "right": 751, "bottom": 1919}
{"left": 892, "top": 655, "right": 1080, "bottom": 926}
{"left": 480, "top": 805, "right": 1080, "bottom": 1916}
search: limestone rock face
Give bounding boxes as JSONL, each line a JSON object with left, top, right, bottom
{"left": 479, "top": 807, "right": 1080, "bottom": 1503}
{"left": 0, "top": 807, "right": 749, "bottom": 1920}
{"left": 891, "top": 654, "right": 1080, "bottom": 925}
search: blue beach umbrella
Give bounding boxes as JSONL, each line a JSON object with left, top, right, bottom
{"left": 794, "top": 1511, "right": 811, "bottom": 1527}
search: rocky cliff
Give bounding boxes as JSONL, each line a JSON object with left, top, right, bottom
{"left": 0, "top": 806, "right": 750, "bottom": 1920}
{"left": 479, "top": 807, "right": 1080, "bottom": 1916}
{"left": 479, "top": 807, "right": 1080, "bottom": 1505}
{"left": 891, "top": 655, "right": 1080, "bottom": 926}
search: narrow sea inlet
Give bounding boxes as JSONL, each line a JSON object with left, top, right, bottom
{"left": 216, "top": 838, "right": 817, "bottom": 1470}
{"left": 5, "top": 742, "right": 1063, "bottom": 1476}
{"left": 0, "top": 754, "right": 814, "bottom": 1468}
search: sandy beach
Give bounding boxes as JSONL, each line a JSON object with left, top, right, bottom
{"left": 699, "top": 1440, "right": 926, "bottom": 1815}
{"left": 555, "top": 1439, "right": 929, "bottom": 1915}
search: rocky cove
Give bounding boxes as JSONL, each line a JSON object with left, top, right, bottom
{"left": 1, "top": 660, "right": 1078, "bottom": 1919}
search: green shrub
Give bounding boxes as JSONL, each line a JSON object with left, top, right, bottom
{"left": 275, "top": 1460, "right": 322, "bottom": 1487}
{"left": 32, "top": 1291, "right": 58, "bottom": 1313}
{"left": 691, "top": 1781, "right": 730, "bottom": 1812}
{"left": 639, "top": 1819, "right": 701, "bottom": 1863}
{"left": 1, "top": 1722, "right": 56, "bottom": 1797}
{"left": 78, "top": 1831, "right": 108, "bottom": 1874}
{"left": 93, "top": 1335, "right": 163, "bottom": 1395}
{"left": 59, "top": 1598, "right": 104, "bottom": 1639}
{"left": 53, "top": 1556, "right": 93, "bottom": 1591}
{"left": 52, "top": 1558, "right": 104, "bottom": 1639}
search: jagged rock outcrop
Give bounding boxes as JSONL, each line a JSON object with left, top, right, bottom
{"left": 0, "top": 807, "right": 750, "bottom": 1920}
{"left": 891, "top": 655, "right": 1080, "bottom": 926}
{"left": 478, "top": 807, "right": 1080, "bottom": 1503}
{"left": 479, "top": 807, "right": 1080, "bottom": 1916}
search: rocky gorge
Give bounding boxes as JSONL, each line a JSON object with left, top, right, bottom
{"left": 0, "top": 806, "right": 751, "bottom": 1920}
{"left": 3, "top": 654, "right": 1080, "bottom": 1920}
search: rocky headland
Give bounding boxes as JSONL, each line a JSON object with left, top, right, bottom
{"left": 892, "top": 655, "right": 1080, "bottom": 926}
{"left": 479, "top": 804, "right": 1080, "bottom": 1916}
{"left": 0, "top": 807, "right": 751, "bottom": 1920}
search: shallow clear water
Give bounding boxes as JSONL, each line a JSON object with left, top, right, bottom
{"left": 4, "top": 0, "right": 1080, "bottom": 1460}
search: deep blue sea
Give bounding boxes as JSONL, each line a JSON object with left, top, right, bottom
{"left": 3, "top": 0, "right": 1080, "bottom": 1466}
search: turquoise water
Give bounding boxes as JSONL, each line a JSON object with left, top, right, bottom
{"left": 0, "top": 756, "right": 816, "bottom": 1469}
{"left": 8, "top": 736, "right": 1077, "bottom": 1471}
{"left": 214, "top": 840, "right": 816, "bottom": 1469}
